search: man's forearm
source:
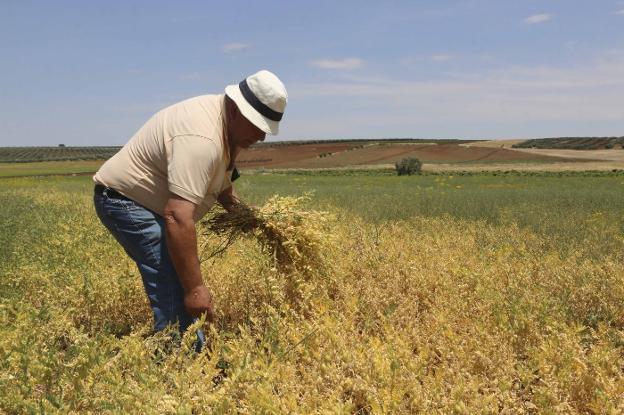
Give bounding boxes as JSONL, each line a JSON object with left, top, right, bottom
{"left": 164, "top": 215, "right": 203, "bottom": 292}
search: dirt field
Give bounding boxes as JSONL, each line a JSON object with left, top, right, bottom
{"left": 238, "top": 142, "right": 596, "bottom": 170}
{"left": 2, "top": 141, "right": 622, "bottom": 178}
{"left": 236, "top": 142, "right": 362, "bottom": 168}
{"left": 463, "top": 140, "right": 624, "bottom": 171}
{"left": 425, "top": 161, "right": 624, "bottom": 172}
{"left": 462, "top": 139, "right": 526, "bottom": 148}
{"left": 510, "top": 148, "right": 624, "bottom": 162}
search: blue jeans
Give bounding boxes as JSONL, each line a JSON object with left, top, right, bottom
{"left": 93, "top": 186, "right": 205, "bottom": 352}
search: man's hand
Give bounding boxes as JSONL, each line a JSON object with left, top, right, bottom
{"left": 217, "top": 186, "right": 259, "bottom": 232}
{"left": 184, "top": 285, "right": 216, "bottom": 321}
{"left": 217, "top": 185, "right": 241, "bottom": 212}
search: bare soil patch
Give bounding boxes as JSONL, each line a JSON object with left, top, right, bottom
{"left": 425, "top": 161, "right": 624, "bottom": 172}
{"left": 238, "top": 142, "right": 591, "bottom": 169}
{"left": 237, "top": 142, "right": 362, "bottom": 168}
{"left": 511, "top": 148, "right": 624, "bottom": 162}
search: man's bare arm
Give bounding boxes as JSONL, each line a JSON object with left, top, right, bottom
{"left": 162, "top": 193, "right": 214, "bottom": 321}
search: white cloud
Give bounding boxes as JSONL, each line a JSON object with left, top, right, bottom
{"left": 290, "top": 53, "right": 624, "bottom": 131}
{"left": 310, "top": 58, "right": 364, "bottom": 70}
{"left": 524, "top": 14, "right": 552, "bottom": 24}
{"left": 432, "top": 54, "right": 454, "bottom": 62}
{"left": 222, "top": 43, "right": 249, "bottom": 53}
{"left": 615, "top": 9, "right": 624, "bottom": 15}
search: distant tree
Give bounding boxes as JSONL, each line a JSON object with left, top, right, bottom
{"left": 395, "top": 157, "right": 422, "bottom": 176}
{"left": 58, "top": 144, "right": 66, "bottom": 147}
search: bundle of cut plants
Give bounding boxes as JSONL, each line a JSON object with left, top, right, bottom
{"left": 200, "top": 195, "right": 334, "bottom": 276}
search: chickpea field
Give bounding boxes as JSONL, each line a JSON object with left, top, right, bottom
{"left": 1, "top": 173, "right": 623, "bottom": 413}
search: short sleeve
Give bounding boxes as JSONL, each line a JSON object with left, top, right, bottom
{"left": 167, "top": 135, "right": 219, "bottom": 204}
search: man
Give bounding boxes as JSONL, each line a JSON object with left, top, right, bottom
{"left": 93, "top": 70, "right": 288, "bottom": 351}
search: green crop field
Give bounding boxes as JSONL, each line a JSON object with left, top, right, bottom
{"left": 513, "top": 136, "right": 624, "bottom": 150}
{"left": 1, "top": 173, "right": 623, "bottom": 413}
{"left": 236, "top": 171, "right": 624, "bottom": 252}
{"left": 0, "top": 160, "right": 105, "bottom": 178}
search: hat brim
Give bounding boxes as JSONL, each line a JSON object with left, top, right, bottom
{"left": 225, "top": 84, "right": 280, "bottom": 135}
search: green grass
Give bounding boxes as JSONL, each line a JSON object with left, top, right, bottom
{"left": 3, "top": 172, "right": 623, "bottom": 256}
{"left": 0, "top": 160, "right": 105, "bottom": 177}
{"left": 235, "top": 173, "right": 624, "bottom": 256}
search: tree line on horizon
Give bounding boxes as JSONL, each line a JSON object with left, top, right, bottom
{"left": 513, "top": 136, "right": 624, "bottom": 150}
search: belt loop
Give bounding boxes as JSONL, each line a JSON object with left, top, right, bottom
{"left": 102, "top": 186, "right": 109, "bottom": 198}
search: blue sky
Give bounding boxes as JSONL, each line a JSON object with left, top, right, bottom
{"left": 1, "top": 0, "right": 623, "bottom": 146}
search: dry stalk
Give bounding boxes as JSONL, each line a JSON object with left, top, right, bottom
{"left": 200, "top": 196, "right": 330, "bottom": 275}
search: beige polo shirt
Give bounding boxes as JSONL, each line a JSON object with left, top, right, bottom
{"left": 94, "top": 94, "right": 233, "bottom": 222}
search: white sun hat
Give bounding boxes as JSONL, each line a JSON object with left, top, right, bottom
{"left": 225, "top": 70, "right": 288, "bottom": 135}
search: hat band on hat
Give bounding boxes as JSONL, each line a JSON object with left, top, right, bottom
{"left": 238, "top": 79, "right": 283, "bottom": 122}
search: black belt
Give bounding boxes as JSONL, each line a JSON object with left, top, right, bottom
{"left": 94, "top": 184, "right": 132, "bottom": 201}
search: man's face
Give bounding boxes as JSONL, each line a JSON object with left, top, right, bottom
{"left": 230, "top": 110, "right": 267, "bottom": 149}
